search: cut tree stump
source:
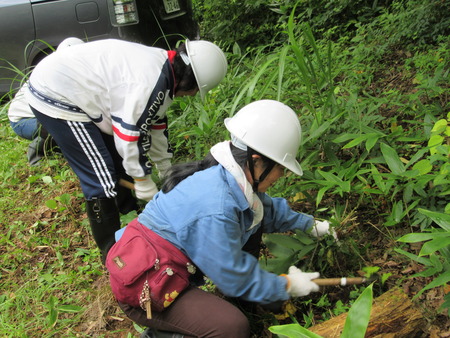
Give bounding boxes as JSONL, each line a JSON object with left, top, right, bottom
{"left": 308, "top": 287, "right": 426, "bottom": 337}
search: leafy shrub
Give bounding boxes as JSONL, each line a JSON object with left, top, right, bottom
{"left": 379, "top": 0, "right": 450, "bottom": 47}
{"left": 193, "top": 0, "right": 449, "bottom": 53}
{"left": 192, "top": 0, "right": 284, "bottom": 49}
{"left": 269, "top": 284, "right": 374, "bottom": 338}
{"left": 396, "top": 209, "right": 450, "bottom": 315}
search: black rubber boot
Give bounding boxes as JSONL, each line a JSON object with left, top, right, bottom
{"left": 85, "top": 198, "right": 121, "bottom": 263}
{"left": 27, "top": 135, "right": 60, "bottom": 166}
{"left": 27, "top": 136, "right": 46, "bottom": 166}
{"left": 140, "top": 328, "right": 184, "bottom": 338}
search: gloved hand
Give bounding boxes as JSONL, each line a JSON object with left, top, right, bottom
{"left": 133, "top": 175, "right": 158, "bottom": 201}
{"left": 155, "top": 159, "right": 171, "bottom": 180}
{"left": 310, "top": 220, "right": 338, "bottom": 241}
{"left": 285, "top": 266, "right": 320, "bottom": 298}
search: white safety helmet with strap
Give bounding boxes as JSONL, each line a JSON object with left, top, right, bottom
{"left": 225, "top": 100, "right": 303, "bottom": 176}
{"left": 185, "top": 40, "right": 228, "bottom": 101}
{"left": 57, "top": 37, "right": 84, "bottom": 51}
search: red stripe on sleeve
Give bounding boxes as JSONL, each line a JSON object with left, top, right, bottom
{"left": 113, "top": 125, "right": 140, "bottom": 142}
{"left": 151, "top": 124, "right": 167, "bottom": 130}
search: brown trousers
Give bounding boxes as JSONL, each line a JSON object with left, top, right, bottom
{"left": 118, "top": 227, "right": 264, "bottom": 337}
{"left": 118, "top": 286, "right": 250, "bottom": 337}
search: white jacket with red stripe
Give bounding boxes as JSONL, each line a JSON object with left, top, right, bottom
{"left": 26, "top": 39, "right": 174, "bottom": 178}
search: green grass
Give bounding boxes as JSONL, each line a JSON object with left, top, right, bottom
{"left": 0, "top": 125, "right": 139, "bottom": 337}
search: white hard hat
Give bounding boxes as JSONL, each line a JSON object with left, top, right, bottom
{"left": 185, "top": 40, "right": 227, "bottom": 101}
{"left": 57, "top": 37, "right": 84, "bottom": 51}
{"left": 225, "top": 100, "right": 303, "bottom": 175}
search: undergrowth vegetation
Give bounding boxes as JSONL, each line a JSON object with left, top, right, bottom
{"left": 0, "top": 0, "right": 449, "bottom": 336}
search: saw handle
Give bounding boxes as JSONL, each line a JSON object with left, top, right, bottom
{"left": 312, "top": 277, "right": 368, "bottom": 286}
{"left": 119, "top": 178, "right": 135, "bottom": 190}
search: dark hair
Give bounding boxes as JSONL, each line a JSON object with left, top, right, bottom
{"left": 172, "top": 43, "right": 198, "bottom": 93}
{"left": 161, "top": 143, "right": 273, "bottom": 193}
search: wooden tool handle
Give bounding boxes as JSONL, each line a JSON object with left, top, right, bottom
{"left": 312, "top": 277, "right": 368, "bottom": 286}
{"left": 119, "top": 178, "right": 135, "bottom": 190}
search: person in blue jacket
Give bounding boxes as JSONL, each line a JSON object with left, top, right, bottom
{"left": 113, "top": 100, "right": 334, "bottom": 338}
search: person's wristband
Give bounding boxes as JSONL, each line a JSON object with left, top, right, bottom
{"left": 280, "top": 274, "right": 291, "bottom": 291}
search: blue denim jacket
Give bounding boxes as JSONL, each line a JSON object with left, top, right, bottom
{"left": 116, "top": 164, "right": 314, "bottom": 304}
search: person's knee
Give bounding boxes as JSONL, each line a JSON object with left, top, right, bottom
{"left": 216, "top": 308, "right": 250, "bottom": 338}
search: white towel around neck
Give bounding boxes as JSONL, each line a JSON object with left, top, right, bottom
{"left": 210, "top": 141, "right": 263, "bottom": 230}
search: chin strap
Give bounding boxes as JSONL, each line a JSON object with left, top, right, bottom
{"left": 247, "top": 148, "right": 276, "bottom": 192}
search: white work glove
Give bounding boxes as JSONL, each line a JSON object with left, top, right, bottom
{"left": 155, "top": 159, "right": 171, "bottom": 180}
{"left": 133, "top": 175, "right": 158, "bottom": 201}
{"left": 310, "top": 220, "right": 338, "bottom": 241}
{"left": 285, "top": 266, "right": 320, "bottom": 298}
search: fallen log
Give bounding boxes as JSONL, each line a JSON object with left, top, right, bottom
{"left": 308, "top": 287, "right": 425, "bottom": 337}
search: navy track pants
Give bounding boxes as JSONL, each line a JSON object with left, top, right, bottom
{"left": 31, "top": 107, "right": 124, "bottom": 200}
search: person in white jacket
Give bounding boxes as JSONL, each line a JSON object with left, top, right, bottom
{"left": 25, "top": 38, "right": 228, "bottom": 260}
{"left": 8, "top": 37, "right": 85, "bottom": 165}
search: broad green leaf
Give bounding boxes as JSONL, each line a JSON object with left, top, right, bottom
{"left": 440, "top": 294, "right": 450, "bottom": 316}
{"left": 370, "top": 165, "right": 386, "bottom": 192}
{"left": 120, "top": 210, "right": 138, "bottom": 224}
{"left": 398, "top": 232, "right": 448, "bottom": 243}
{"left": 380, "top": 143, "right": 405, "bottom": 175}
{"left": 342, "top": 135, "right": 369, "bottom": 149}
{"left": 428, "top": 134, "right": 444, "bottom": 155}
{"left": 362, "top": 266, "right": 380, "bottom": 277}
{"left": 391, "top": 201, "right": 404, "bottom": 223}
{"left": 341, "top": 284, "right": 373, "bottom": 338}
{"left": 412, "top": 159, "right": 432, "bottom": 175}
{"left": 42, "top": 176, "right": 53, "bottom": 184}
{"left": 333, "top": 133, "right": 360, "bottom": 143}
{"left": 435, "top": 174, "right": 450, "bottom": 186}
{"left": 412, "top": 266, "right": 440, "bottom": 278}
{"left": 316, "top": 185, "right": 330, "bottom": 206}
{"left": 303, "top": 112, "right": 345, "bottom": 144}
{"left": 232, "top": 42, "right": 241, "bottom": 56}
{"left": 381, "top": 273, "right": 392, "bottom": 284}
{"left": 45, "top": 199, "right": 58, "bottom": 209}
{"left": 269, "top": 323, "right": 323, "bottom": 338}
{"left": 403, "top": 183, "right": 414, "bottom": 202}
{"left": 260, "top": 252, "right": 298, "bottom": 275}
{"left": 58, "top": 193, "right": 71, "bottom": 205}
{"left": 419, "top": 236, "right": 450, "bottom": 256}
{"left": 263, "top": 233, "right": 307, "bottom": 251}
{"left": 404, "top": 147, "right": 429, "bottom": 170}
{"left": 418, "top": 209, "right": 450, "bottom": 231}
{"left": 394, "top": 248, "right": 432, "bottom": 266}
{"left": 365, "top": 134, "right": 380, "bottom": 152}
{"left": 263, "top": 238, "right": 294, "bottom": 258}
{"left": 47, "top": 296, "right": 58, "bottom": 327}
{"left": 414, "top": 271, "right": 450, "bottom": 299}
{"left": 296, "top": 245, "right": 316, "bottom": 261}
{"left": 431, "top": 119, "right": 448, "bottom": 134}
{"left": 429, "top": 254, "right": 443, "bottom": 271}
{"left": 294, "top": 231, "right": 315, "bottom": 245}
{"left": 317, "top": 170, "right": 344, "bottom": 184}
